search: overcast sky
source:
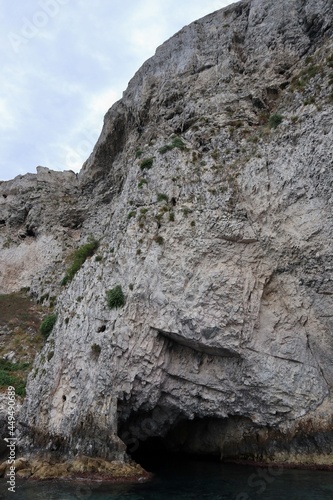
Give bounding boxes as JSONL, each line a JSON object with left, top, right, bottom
{"left": 0, "top": 0, "right": 234, "bottom": 181}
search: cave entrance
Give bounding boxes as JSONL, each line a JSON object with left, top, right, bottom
{"left": 117, "top": 399, "right": 263, "bottom": 472}
{"left": 117, "top": 408, "right": 250, "bottom": 472}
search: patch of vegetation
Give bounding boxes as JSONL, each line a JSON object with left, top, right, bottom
{"left": 290, "top": 64, "right": 321, "bottom": 92}
{"left": 0, "top": 359, "right": 31, "bottom": 396}
{"left": 0, "top": 291, "right": 46, "bottom": 387}
{"left": 106, "top": 285, "right": 126, "bottom": 309}
{"left": 304, "top": 96, "right": 316, "bottom": 105}
{"left": 157, "top": 193, "right": 169, "bottom": 202}
{"left": 128, "top": 211, "right": 136, "bottom": 220}
{"left": 171, "top": 136, "right": 186, "bottom": 149}
{"left": 138, "top": 178, "right": 148, "bottom": 188}
{"left": 140, "top": 158, "right": 154, "bottom": 170}
{"left": 158, "top": 136, "right": 186, "bottom": 154}
{"left": 0, "top": 360, "right": 30, "bottom": 371}
{"left": 95, "top": 255, "right": 103, "bottom": 262}
{"left": 211, "top": 150, "right": 219, "bottom": 160}
{"left": 306, "top": 64, "right": 320, "bottom": 79}
{"left": 169, "top": 212, "right": 175, "bottom": 222}
{"left": 39, "top": 314, "right": 57, "bottom": 338}
{"left": 158, "top": 144, "right": 173, "bottom": 154}
{"left": 135, "top": 149, "right": 144, "bottom": 158}
{"left": 247, "top": 135, "right": 259, "bottom": 143}
{"left": 61, "top": 238, "right": 99, "bottom": 286}
{"left": 268, "top": 113, "right": 283, "bottom": 129}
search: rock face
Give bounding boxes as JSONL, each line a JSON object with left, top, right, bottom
{"left": 1, "top": 0, "right": 333, "bottom": 466}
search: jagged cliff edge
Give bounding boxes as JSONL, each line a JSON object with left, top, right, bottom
{"left": 0, "top": 0, "right": 333, "bottom": 476}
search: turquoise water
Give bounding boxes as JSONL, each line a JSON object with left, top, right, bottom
{"left": 1, "top": 458, "right": 333, "bottom": 499}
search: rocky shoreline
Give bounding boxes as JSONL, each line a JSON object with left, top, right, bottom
{"left": 0, "top": 455, "right": 151, "bottom": 482}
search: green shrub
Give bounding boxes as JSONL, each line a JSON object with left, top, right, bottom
{"left": 158, "top": 144, "right": 173, "bottom": 154}
{"left": 169, "top": 212, "right": 175, "bottom": 222}
{"left": 95, "top": 255, "right": 103, "bottom": 262}
{"left": 61, "top": 238, "right": 98, "bottom": 285}
{"left": 128, "top": 211, "right": 136, "bottom": 220}
{"left": 269, "top": 113, "right": 283, "bottom": 129}
{"left": 158, "top": 136, "right": 186, "bottom": 154}
{"left": 140, "top": 158, "right": 154, "bottom": 170}
{"left": 171, "top": 136, "right": 186, "bottom": 149}
{"left": 304, "top": 96, "right": 316, "bottom": 106}
{"left": 106, "top": 285, "right": 125, "bottom": 309}
{"left": 306, "top": 64, "right": 319, "bottom": 78}
{"left": 157, "top": 193, "right": 168, "bottom": 202}
{"left": 0, "top": 360, "right": 31, "bottom": 396}
{"left": 0, "top": 360, "right": 30, "bottom": 372}
{"left": 135, "top": 149, "right": 144, "bottom": 158}
{"left": 39, "top": 314, "right": 57, "bottom": 337}
{"left": 138, "top": 178, "right": 148, "bottom": 188}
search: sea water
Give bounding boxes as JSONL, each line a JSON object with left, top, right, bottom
{"left": 1, "top": 458, "right": 333, "bottom": 499}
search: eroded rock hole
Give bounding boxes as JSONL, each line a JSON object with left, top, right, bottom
{"left": 118, "top": 406, "right": 267, "bottom": 471}
{"left": 117, "top": 403, "right": 227, "bottom": 471}
{"left": 26, "top": 227, "right": 36, "bottom": 237}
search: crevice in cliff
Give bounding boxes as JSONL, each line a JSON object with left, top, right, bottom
{"left": 305, "top": 333, "right": 331, "bottom": 389}
{"left": 244, "top": 346, "right": 305, "bottom": 365}
{"left": 154, "top": 327, "right": 241, "bottom": 358}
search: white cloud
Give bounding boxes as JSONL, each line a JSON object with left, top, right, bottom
{"left": 0, "top": 0, "right": 235, "bottom": 181}
{"left": 0, "top": 99, "right": 17, "bottom": 131}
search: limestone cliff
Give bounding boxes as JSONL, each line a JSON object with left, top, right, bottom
{"left": 1, "top": 0, "right": 333, "bottom": 468}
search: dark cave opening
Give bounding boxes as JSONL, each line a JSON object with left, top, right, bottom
{"left": 117, "top": 407, "right": 273, "bottom": 472}
{"left": 129, "top": 434, "right": 223, "bottom": 473}
{"left": 118, "top": 411, "right": 232, "bottom": 472}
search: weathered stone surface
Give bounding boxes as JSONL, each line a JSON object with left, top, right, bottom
{"left": 0, "top": 0, "right": 333, "bottom": 469}
{"left": 0, "top": 455, "right": 148, "bottom": 481}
